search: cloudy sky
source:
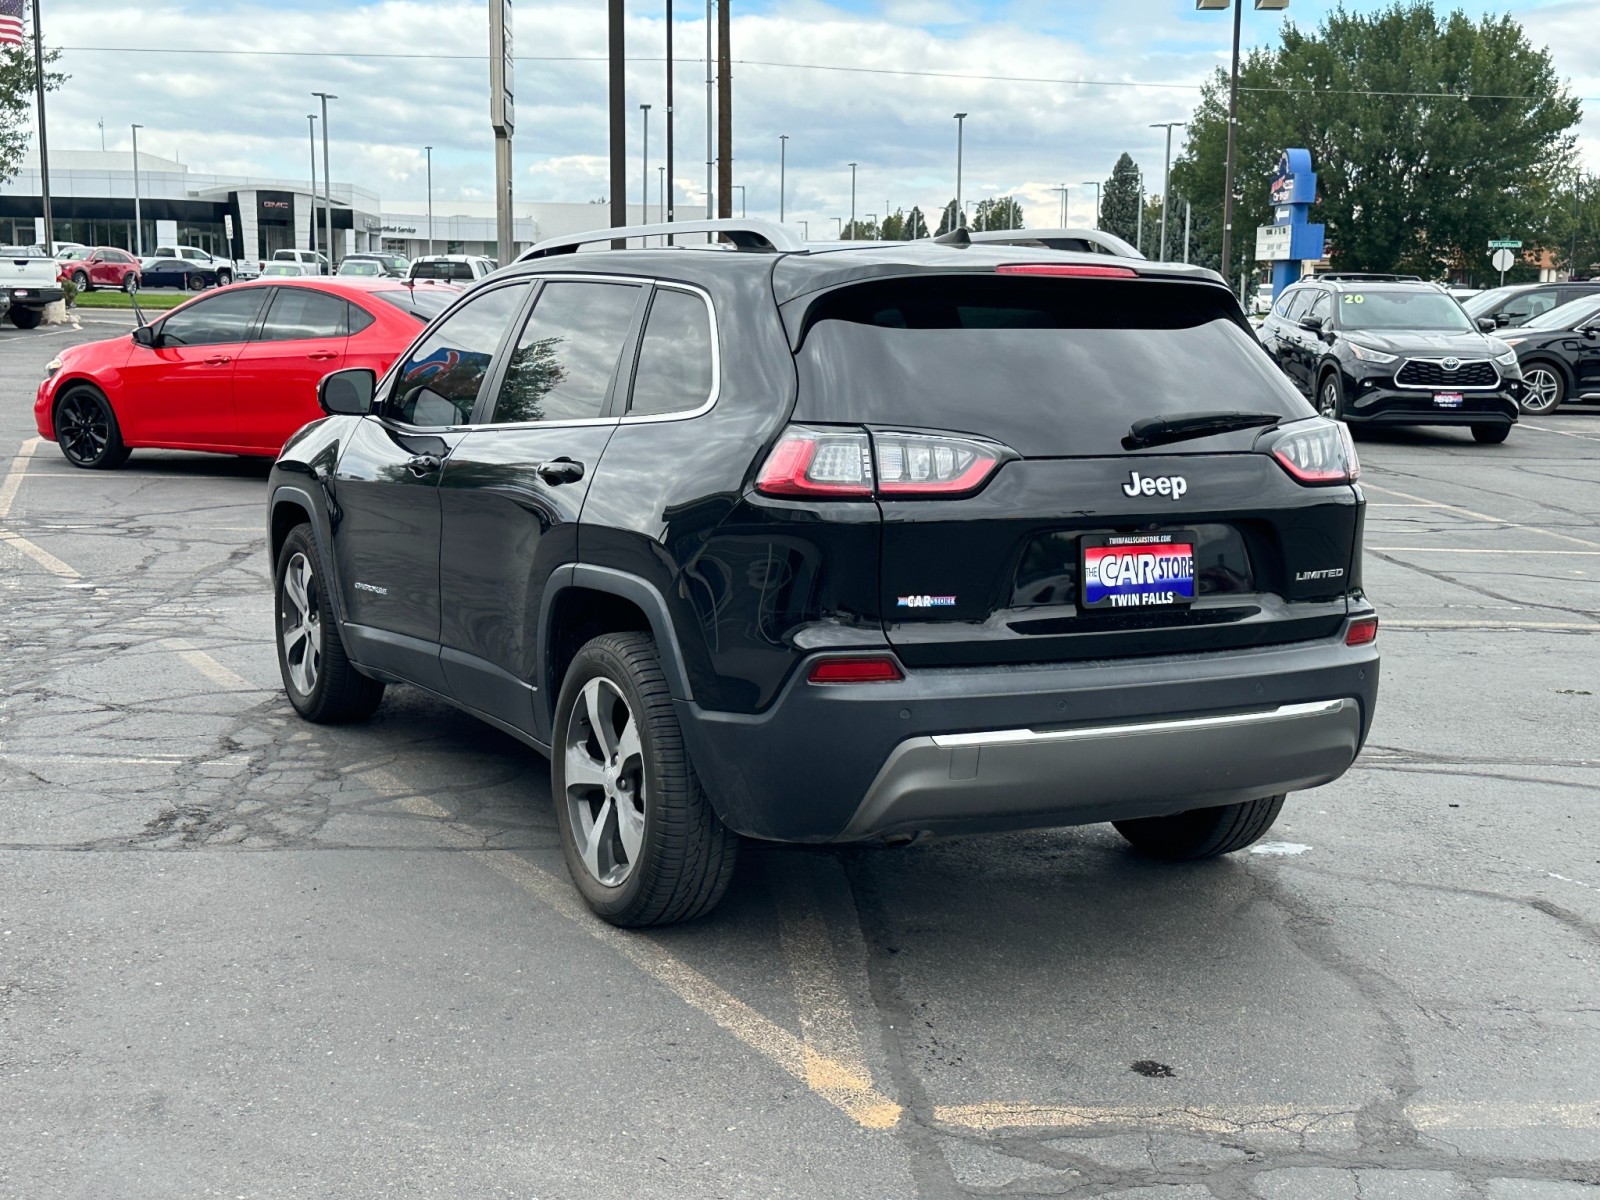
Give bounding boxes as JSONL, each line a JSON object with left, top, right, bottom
{"left": 33, "top": 0, "right": 1600, "bottom": 230}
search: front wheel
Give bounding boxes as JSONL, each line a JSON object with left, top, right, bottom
{"left": 1114, "top": 794, "right": 1285, "bottom": 861}
{"left": 55, "top": 386, "right": 131, "bottom": 469}
{"left": 1317, "top": 372, "right": 1345, "bottom": 421}
{"left": 274, "top": 525, "right": 385, "bottom": 723}
{"left": 72, "top": 269, "right": 90, "bottom": 292}
{"left": 552, "top": 632, "right": 738, "bottom": 927}
{"left": 1471, "top": 423, "right": 1511, "bottom": 445}
{"left": 1518, "top": 363, "right": 1565, "bottom": 414}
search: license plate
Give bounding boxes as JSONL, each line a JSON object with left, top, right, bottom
{"left": 1081, "top": 533, "right": 1196, "bottom": 609}
{"left": 1434, "top": 392, "right": 1464, "bottom": 408}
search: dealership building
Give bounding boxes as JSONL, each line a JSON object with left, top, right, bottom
{"left": 2, "top": 149, "right": 650, "bottom": 263}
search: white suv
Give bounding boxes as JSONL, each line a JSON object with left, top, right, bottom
{"left": 268, "top": 249, "right": 331, "bottom": 276}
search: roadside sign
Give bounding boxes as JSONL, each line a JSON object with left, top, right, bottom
{"left": 1491, "top": 248, "right": 1515, "bottom": 273}
{"left": 1488, "top": 239, "right": 1522, "bottom": 249}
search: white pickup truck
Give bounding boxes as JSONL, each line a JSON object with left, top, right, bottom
{"left": 1, "top": 245, "right": 66, "bottom": 329}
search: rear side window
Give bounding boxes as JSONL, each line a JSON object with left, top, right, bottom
{"left": 793, "top": 276, "right": 1309, "bottom": 457}
{"left": 390, "top": 284, "right": 528, "bottom": 427}
{"left": 1280, "top": 290, "right": 1312, "bottom": 322}
{"left": 489, "top": 281, "right": 640, "bottom": 424}
{"left": 374, "top": 287, "right": 458, "bottom": 322}
{"left": 627, "top": 288, "right": 715, "bottom": 417}
{"left": 258, "top": 288, "right": 349, "bottom": 341}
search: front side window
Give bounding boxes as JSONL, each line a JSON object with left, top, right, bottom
{"left": 157, "top": 289, "right": 269, "bottom": 347}
{"left": 489, "top": 281, "right": 641, "bottom": 424}
{"left": 628, "top": 288, "right": 715, "bottom": 417}
{"left": 1501, "top": 292, "right": 1557, "bottom": 324}
{"left": 258, "top": 288, "right": 350, "bottom": 341}
{"left": 1306, "top": 291, "right": 1332, "bottom": 324}
{"left": 390, "top": 284, "right": 528, "bottom": 427}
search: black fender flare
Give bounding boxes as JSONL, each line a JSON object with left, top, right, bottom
{"left": 268, "top": 483, "right": 349, "bottom": 629}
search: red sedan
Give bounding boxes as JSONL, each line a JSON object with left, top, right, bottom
{"left": 57, "top": 246, "right": 142, "bottom": 293}
{"left": 35, "top": 278, "right": 461, "bottom": 469}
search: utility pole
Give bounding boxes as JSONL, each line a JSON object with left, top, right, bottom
{"left": 488, "top": 0, "right": 514, "bottom": 265}
{"left": 848, "top": 162, "right": 857, "bottom": 239}
{"left": 1082, "top": 179, "right": 1101, "bottom": 227}
{"left": 33, "top": 0, "right": 53, "bottom": 252}
{"left": 733, "top": 184, "right": 745, "bottom": 217}
{"left": 953, "top": 112, "right": 967, "bottom": 228}
{"left": 130, "top": 124, "right": 143, "bottom": 256}
{"left": 779, "top": 134, "right": 788, "bottom": 222}
{"left": 1052, "top": 184, "right": 1067, "bottom": 228}
{"left": 1135, "top": 188, "right": 1143, "bottom": 256}
{"left": 640, "top": 105, "right": 650, "bottom": 230}
{"left": 1220, "top": 0, "right": 1245, "bottom": 279}
{"left": 313, "top": 92, "right": 337, "bottom": 268}
{"left": 609, "top": 0, "right": 626, "bottom": 241}
{"left": 307, "top": 116, "right": 318, "bottom": 253}
{"left": 1150, "top": 121, "right": 1185, "bottom": 260}
{"left": 97, "top": 118, "right": 104, "bottom": 152}
{"left": 665, "top": 0, "right": 674, "bottom": 238}
{"left": 425, "top": 145, "right": 434, "bottom": 254}
{"left": 1183, "top": 198, "right": 1192, "bottom": 263}
{"left": 716, "top": 0, "right": 731, "bottom": 220}
{"left": 704, "top": 0, "right": 713, "bottom": 224}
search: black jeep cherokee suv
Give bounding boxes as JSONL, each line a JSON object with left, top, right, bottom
{"left": 267, "top": 221, "right": 1380, "bottom": 926}
{"left": 1258, "top": 274, "right": 1521, "bottom": 443}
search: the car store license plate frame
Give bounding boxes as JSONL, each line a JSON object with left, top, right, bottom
{"left": 1081, "top": 532, "right": 1197, "bottom": 610}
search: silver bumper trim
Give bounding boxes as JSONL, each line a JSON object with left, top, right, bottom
{"left": 929, "top": 699, "right": 1348, "bottom": 750}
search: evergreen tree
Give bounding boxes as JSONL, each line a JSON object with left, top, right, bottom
{"left": 904, "top": 206, "right": 930, "bottom": 239}
{"left": 1100, "top": 153, "right": 1144, "bottom": 245}
{"left": 934, "top": 199, "right": 961, "bottom": 236}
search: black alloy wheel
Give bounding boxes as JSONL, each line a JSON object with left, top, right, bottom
{"left": 55, "top": 387, "right": 131, "bottom": 469}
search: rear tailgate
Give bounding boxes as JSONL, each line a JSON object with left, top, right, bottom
{"left": 788, "top": 272, "right": 1361, "bottom": 668}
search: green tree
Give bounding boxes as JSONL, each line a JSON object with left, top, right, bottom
{"left": 972, "top": 196, "right": 1023, "bottom": 231}
{"left": 904, "top": 206, "right": 930, "bottom": 239}
{"left": 1100, "top": 153, "right": 1144, "bottom": 245}
{"left": 842, "top": 218, "right": 879, "bottom": 240}
{"left": 1, "top": 46, "right": 67, "bottom": 187}
{"left": 1168, "top": 3, "right": 1581, "bottom": 285}
{"left": 880, "top": 209, "right": 906, "bottom": 241}
{"left": 934, "top": 199, "right": 961, "bottom": 236}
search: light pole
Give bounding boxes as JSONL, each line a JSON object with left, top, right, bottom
{"left": 658, "top": 166, "right": 665, "bottom": 224}
{"left": 848, "top": 162, "right": 857, "bottom": 239}
{"left": 312, "top": 92, "right": 337, "bottom": 270}
{"left": 665, "top": 0, "right": 674, "bottom": 232}
{"left": 832, "top": 216, "right": 842, "bottom": 238}
{"left": 639, "top": 104, "right": 650, "bottom": 228}
{"left": 1196, "top": 0, "right": 1289, "bottom": 277}
{"left": 307, "top": 115, "right": 318, "bottom": 253}
{"left": 1150, "top": 120, "right": 1186, "bottom": 261}
{"left": 733, "top": 184, "right": 745, "bottom": 218}
{"left": 704, "top": 0, "right": 713, "bottom": 222}
{"left": 798, "top": 219, "right": 809, "bottom": 240}
{"left": 866, "top": 213, "right": 877, "bottom": 238}
{"left": 953, "top": 112, "right": 967, "bottom": 228}
{"left": 1082, "top": 180, "right": 1101, "bottom": 227}
{"left": 779, "top": 134, "right": 788, "bottom": 222}
{"left": 424, "top": 145, "right": 434, "bottom": 255}
{"left": 1052, "top": 184, "right": 1068, "bottom": 228}
{"left": 130, "top": 124, "right": 143, "bottom": 256}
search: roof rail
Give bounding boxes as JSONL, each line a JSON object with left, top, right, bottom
{"left": 1311, "top": 272, "right": 1425, "bottom": 283}
{"left": 518, "top": 218, "right": 807, "bottom": 261}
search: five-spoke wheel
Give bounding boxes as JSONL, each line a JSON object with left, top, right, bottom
{"left": 1519, "top": 364, "right": 1564, "bottom": 414}
{"left": 273, "top": 525, "right": 384, "bottom": 723}
{"left": 564, "top": 677, "right": 648, "bottom": 888}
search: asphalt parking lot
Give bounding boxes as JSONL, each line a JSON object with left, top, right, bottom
{"left": 2, "top": 319, "right": 1598, "bottom": 1200}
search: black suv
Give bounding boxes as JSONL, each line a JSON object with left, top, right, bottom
{"left": 267, "top": 220, "right": 1380, "bottom": 926}
{"left": 1258, "top": 275, "right": 1521, "bottom": 443}
{"left": 1496, "top": 292, "right": 1600, "bottom": 414}
{"left": 1462, "top": 281, "right": 1600, "bottom": 331}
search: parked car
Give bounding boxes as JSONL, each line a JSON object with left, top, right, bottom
{"left": 268, "top": 249, "right": 331, "bottom": 275}
{"left": 1258, "top": 273, "right": 1521, "bottom": 443}
{"left": 407, "top": 253, "right": 497, "bottom": 282}
{"left": 149, "top": 244, "right": 255, "bottom": 284}
{"left": 33, "top": 277, "right": 462, "bottom": 468}
{"left": 139, "top": 257, "right": 223, "bottom": 291}
{"left": 339, "top": 252, "right": 410, "bottom": 278}
{"left": 57, "top": 246, "right": 142, "bottom": 293}
{"left": 261, "top": 263, "right": 314, "bottom": 277}
{"left": 265, "top": 219, "right": 1379, "bottom": 927}
{"left": 1496, "top": 293, "right": 1600, "bottom": 414}
{"left": 1461, "top": 281, "right": 1600, "bottom": 330}
{"left": 2, "top": 244, "right": 66, "bottom": 328}
{"left": 33, "top": 241, "right": 88, "bottom": 258}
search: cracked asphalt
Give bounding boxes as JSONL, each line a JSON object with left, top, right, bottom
{"left": 2, "top": 319, "right": 1598, "bottom": 1199}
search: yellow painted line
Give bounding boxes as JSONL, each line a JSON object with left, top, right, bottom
{"left": 936, "top": 1101, "right": 1600, "bottom": 1135}
{"left": 0, "top": 528, "right": 80, "bottom": 577}
{"left": 1370, "top": 546, "right": 1600, "bottom": 556}
{"left": 0, "top": 436, "right": 43, "bottom": 521}
{"left": 160, "top": 638, "right": 258, "bottom": 691}
{"left": 385, "top": 784, "right": 903, "bottom": 1131}
{"left": 1363, "top": 483, "right": 1600, "bottom": 549}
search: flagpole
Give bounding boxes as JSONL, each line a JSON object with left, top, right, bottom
{"left": 31, "top": 0, "right": 53, "bottom": 251}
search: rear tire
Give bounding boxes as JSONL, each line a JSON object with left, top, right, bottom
{"left": 187, "top": 274, "right": 205, "bottom": 291}
{"left": 216, "top": 270, "right": 232, "bottom": 287}
{"left": 1518, "top": 363, "right": 1564, "bottom": 414}
{"left": 1471, "top": 423, "right": 1511, "bottom": 445}
{"left": 54, "top": 386, "right": 131, "bottom": 469}
{"left": 552, "top": 632, "right": 738, "bottom": 927}
{"left": 274, "top": 525, "right": 385, "bottom": 723}
{"left": 9, "top": 306, "right": 43, "bottom": 330}
{"left": 1114, "top": 794, "right": 1285, "bottom": 861}
{"left": 123, "top": 273, "right": 140, "bottom": 294}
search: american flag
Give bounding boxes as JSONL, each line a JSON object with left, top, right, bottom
{"left": 0, "top": 0, "right": 25, "bottom": 48}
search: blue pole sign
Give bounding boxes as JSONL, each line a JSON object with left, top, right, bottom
{"left": 1256, "top": 148, "right": 1325, "bottom": 301}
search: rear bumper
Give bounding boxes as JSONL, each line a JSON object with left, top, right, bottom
{"left": 6, "top": 285, "right": 64, "bottom": 307}
{"left": 679, "top": 631, "right": 1379, "bottom": 843}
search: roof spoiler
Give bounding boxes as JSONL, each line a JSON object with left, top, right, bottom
{"left": 518, "top": 218, "right": 807, "bottom": 261}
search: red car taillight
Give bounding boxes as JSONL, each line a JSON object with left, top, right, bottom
{"left": 1268, "top": 419, "right": 1361, "bottom": 485}
{"left": 807, "top": 655, "right": 904, "bottom": 684}
{"left": 755, "top": 425, "right": 1007, "bottom": 500}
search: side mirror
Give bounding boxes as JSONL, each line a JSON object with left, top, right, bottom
{"left": 131, "top": 325, "right": 157, "bottom": 348}
{"left": 1476, "top": 317, "right": 1498, "bottom": 333}
{"left": 1494, "top": 312, "right": 1511, "bottom": 327}
{"left": 319, "top": 368, "right": 376, "bottom": 416}
{"left": 1298, "top": 314, "right": 1324, "bottom": 334}
{"left": 1582, "top": 326, "right": 1599, "bottom": 339}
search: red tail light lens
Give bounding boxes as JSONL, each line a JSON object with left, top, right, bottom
{"left": 1269, "top": 419, "right": 1360, "bottom": 485}
{"left": 756, "top": 426, "right": 1007, "bottom": 500}
{"left": 995, "top": 264, "right": 1138, "bottom": 278}
{"left": 1345, "top": 616, "right": 1378, "bottom": 646}
{"left": 807, "top": 656, "right": 905, "bottom": 684}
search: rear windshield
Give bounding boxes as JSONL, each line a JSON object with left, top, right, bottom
{"left": 374, "top": 287, "right": 460, "bottom": 321}
{"left": 793, "top": 276, "right": 1309, "bottom": 456}
{"left": 412, "top": 260, "right": 474, "bottom": 281}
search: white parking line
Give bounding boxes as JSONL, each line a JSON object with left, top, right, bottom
{"left": 1370, "top": 546, "right": 1600, "bottom": 556}
{"left": 1362, "top": 483, "right": 1600, "bottom": 549}
{"left": 1522, "top": 422, "right": 1600, "bottom": 443}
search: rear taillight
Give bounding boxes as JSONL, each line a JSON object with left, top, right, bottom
{"left": 755, "top": 425, "right": 1008, "bottom": 500}
{"left": 1346, "top": 615, "right": 1378, "bottom": 646}
{"left": 995, "top": 263, "right": 1138, "bottom": 278}
{"left": 1269, "top": 419, "right": 1360, "bottom": 485}
{"left": 807, "top": 655, "right": 904, "bottom": 684}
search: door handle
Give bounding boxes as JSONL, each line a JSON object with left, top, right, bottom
{"left": 536, "top": 457, "right": 585, "bottom": 486}
{"left": 405, "top": 454, "right": 442, "bottom": 477}
{"left": 204, "top": 354, "right": 233, "bottom": 366}
{"left": 306, "top": 351, "right": 338, "bottom": 361}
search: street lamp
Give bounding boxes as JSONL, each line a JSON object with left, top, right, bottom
{"left": 1196, "top": 0, "right": 1289, "bottom": 276}
{"left": 1082, "top": 180, "right": 1101, "bottom": 227}
{"left": 733, "top": 184, "right": 745, "bottom": 218}
{"left": 130, "top": 124, "right": 143, "bottom": 256}
{"left": 832, "top": 216, "right": 842, "bottom": 238}
{"left": 953, "top": 113, "right": 968, "bottom": 228}
{"left": 1150, "top": 120, "right": 1186, "bottom": 261}
{"left": 779, "top": 134, "right": 788, "bottom": 222}
{"left": 312, "top": 91, "right": 337, "bottom": 270}
{"left": 848, "top": 162, "right": 857, "bottom": 239}
{"left": 1051, "top": 184, "right": 1068, "bottom": 228}
{"left": 639, "top": 104, "right": 650, "bottom": 230}
{"left": 307, "top": 116, "right": 318, "bottom": 253}
{"left": 798, "top": 219, "right": 809, "bottom": 240}
{"left": 424, "top": 145, "right": 434, "bottom": 255}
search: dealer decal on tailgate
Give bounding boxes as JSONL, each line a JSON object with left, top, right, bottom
{"left": 1081, "top": 533, "right": 1196, "bottom": 609}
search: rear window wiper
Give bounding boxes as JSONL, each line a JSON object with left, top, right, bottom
{"left": 1123, "top": 411, "right": 1282, "bottom": 451}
